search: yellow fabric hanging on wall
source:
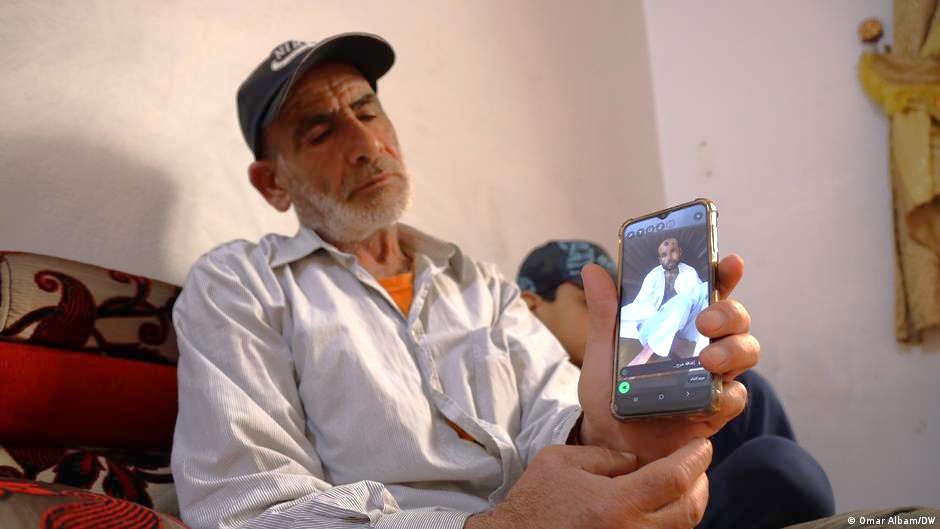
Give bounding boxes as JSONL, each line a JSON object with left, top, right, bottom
{"left": 859, "top": 0, "right": 940, "bottom": 342}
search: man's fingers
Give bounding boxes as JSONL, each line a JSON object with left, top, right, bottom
{"left": 616, "top": 437, "right": 712, "bottom": 511}
{"left": 578, "top": 263, "right": 619, "bottom": 414}
{"left": 716, "top": 254, "right": 744, "bottom": 299}
{"left": 582, "top": 263, "right": 619, "bottom": 352}
{"left": 649, "top": 473, "right": 710, "bottom": 529}
{"left": 698, "top": 334, "right": 760, "bottom": 376}
{"left": 707, "top": 380, "right": 748, "bottom": 426}
{"left": 540, "top": 445, "right": 639, "bottom": 477}
{"left": 696, "top": 299, "right": 751, "bottom": 338}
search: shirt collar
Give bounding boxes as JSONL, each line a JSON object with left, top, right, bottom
{"left": 268, "top": 223, "right": 462, "bottom": 274}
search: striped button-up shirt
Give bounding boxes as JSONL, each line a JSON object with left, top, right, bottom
{"left": 171, "top": 224, "right": 583, "bottom": 529}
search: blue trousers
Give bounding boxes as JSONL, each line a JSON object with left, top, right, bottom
{"left": 698, "top": 371, "right": 835, "bottom": 529}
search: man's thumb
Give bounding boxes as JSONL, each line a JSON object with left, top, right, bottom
{"left": 554, "top": 445, "right": 638, "bottom": 477}
{"left": 581, "top": 264, "right": 618, "bottom": 358}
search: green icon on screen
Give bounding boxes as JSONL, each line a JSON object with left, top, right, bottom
{"left": 618, "top": 381, "right": 631, "bottom": 394}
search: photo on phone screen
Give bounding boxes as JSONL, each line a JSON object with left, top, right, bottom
{"left": 617, "top": 203, "right": 711, "bottom": 373}
{"left": 612, "top": 201, "right": 718, "bottom": 418}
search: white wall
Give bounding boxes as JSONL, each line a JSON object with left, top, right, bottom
{"left": 644, "top": 0, "right": 940, "bottom": 511}
{"left": 0, "top": 0, "right": 662, "bottom": 286}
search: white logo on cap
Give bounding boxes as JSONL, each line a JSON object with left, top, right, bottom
{"left": 270, "top": 41, "right": 316, "bottom": 71}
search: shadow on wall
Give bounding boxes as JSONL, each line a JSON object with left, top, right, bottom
{"left": 0, "top": 135, "right": 176, "bottom": 283}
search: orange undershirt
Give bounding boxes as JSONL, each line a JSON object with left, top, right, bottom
{"left": 377, "top": 271, "right": 478, "bottom": 444}
{"left": 377, "top": 271, "right": 414, "bottom": 316}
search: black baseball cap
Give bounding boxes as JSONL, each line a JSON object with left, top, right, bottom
{"left": 237, "top": 32, "right": 395, "bottom": 159}
{"left": 517, "top": 241, "right": 617, "bottom": 300}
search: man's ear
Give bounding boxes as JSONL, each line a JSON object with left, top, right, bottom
{"left": 520, "top": 291, "right": 542, "bottom": 312}
{"left": 249, "top": 159, "right": 292, "bottom": 212}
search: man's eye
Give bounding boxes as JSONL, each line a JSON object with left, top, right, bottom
{"left": 358, "top": 114, "right": 377, "bottom": 122}
{"left": 309, "top": 129, "right": 331, "bottom": 145}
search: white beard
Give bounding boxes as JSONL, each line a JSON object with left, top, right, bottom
{"left": 287, "top": 171, "right": 413, "bottom": 244}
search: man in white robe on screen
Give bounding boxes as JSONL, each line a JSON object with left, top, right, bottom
{"left": 621, "top": 238, "right": 709, "bottom": 366}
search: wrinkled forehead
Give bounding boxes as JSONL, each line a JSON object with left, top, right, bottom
{"left": 279, "top": 62, "right": 374, "bottom": 120}
{"left": 658, "top": 238, "right": 680, "bottom": 252}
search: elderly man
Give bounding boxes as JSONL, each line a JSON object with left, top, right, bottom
{"left": 171, "top": 33, "right": 876, "bottom": 529}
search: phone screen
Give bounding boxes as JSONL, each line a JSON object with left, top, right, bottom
{"left": 613, "top": 201, "right": 716, "bottom": 417}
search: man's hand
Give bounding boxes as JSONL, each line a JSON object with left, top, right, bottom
{"left": 577, "top": 255, "right": 759, "bottom": 465}
{"left": 465, "top": 439, "right": 711, "bottom": 529}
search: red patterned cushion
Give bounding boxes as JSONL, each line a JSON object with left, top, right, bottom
{"left": 0, "top": 342, "right": 177, "bottom": 450}
{"left": 0, "top": 446, "right": 176, "bottom": 515}
{"left": 0, "top": 252, "right": 181, "bottom": 365}
{"left": 0, "top": 478, "right": 188, "bottom": 529}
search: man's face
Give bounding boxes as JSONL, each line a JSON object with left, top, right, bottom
{"left": 658, "top": 239, "right": 682, "bottom": 270}
{"left": 264, "top": 62, "right": 411, "bottom": 243}
{"left": 531, "top": 282, "right": 590, "bottom": 366}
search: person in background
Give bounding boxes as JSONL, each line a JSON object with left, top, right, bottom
{"left": 518, "top": 240, "right": 835, "bottom": 528}
{"left": 516, "top": 241, "right": 618, "bottom": 367}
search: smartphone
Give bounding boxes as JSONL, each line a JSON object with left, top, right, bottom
{"left": 611, "top": 198, "right": 721, "bottom": 419}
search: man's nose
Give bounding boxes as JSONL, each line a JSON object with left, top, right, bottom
{"left": 344, "top": 119, "right": 383, "bottom": 166}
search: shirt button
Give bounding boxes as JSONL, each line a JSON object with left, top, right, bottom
{"left": 411, "top": 327, "right": 424, "bottom": 340}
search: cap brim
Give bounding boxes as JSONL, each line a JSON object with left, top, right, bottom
{"left": 565, "top": 278, "right": 585, "bottom": 290}
{"left": 263, "top": 32, "right": 395, "bottom": 131}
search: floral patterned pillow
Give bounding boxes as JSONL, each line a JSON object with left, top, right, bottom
{"left": 0, "top": 446, "right": 177, "bottom": 515}
{"left": 0, "top": 478, "right": 187, "bottom": 529}
{"left": 0, "top": 253, "right": 183, "bottom": 523}
{"left": 0, "top": 252, "right": 181, "bottom": 365}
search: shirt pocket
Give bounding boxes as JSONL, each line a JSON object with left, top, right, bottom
{"left": 470, "top": 327, "right": 521, "bottom": 437}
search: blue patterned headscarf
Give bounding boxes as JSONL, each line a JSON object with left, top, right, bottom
{"left": 517, "top": 241, "right": 616, "bottom": 301}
